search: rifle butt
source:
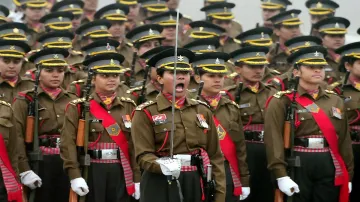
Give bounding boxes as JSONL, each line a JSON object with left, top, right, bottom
{"left": 283, "top": 121, "right": 291, "bottom": 149}
{"left": 76, "top": 119, "right": 85, "bottom": 147}
{"left": 69, "top": 189, "right": 78, "bottom": 202}
{"left": 25, "top": 116, "right": 35, "bottom": 143}
{"left": 274, "top": 189, "right": 284, "bottom": 202}
{"left": 22, "top": 186, "right": 28, "bottom": 202}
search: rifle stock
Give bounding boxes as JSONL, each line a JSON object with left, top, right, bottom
{"left": 69, "top": 189, "right": 78, "bottom": 202}
{"left": 196, "top": 81, "right": 204, "bottom": 100}
{"left": 129, "top": 52, "right": 137, "bottom": 87}
{"left": 137, "top": 64, "right": 151, "bottom": 105}
{"left": 235, "top": 82, "right": 243, "bottom": 104}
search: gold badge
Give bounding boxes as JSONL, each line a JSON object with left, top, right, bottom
{"left": 217, "top": 125, "right": 226, "bottom": 140}
{"left": 291, "top": 13, "right": 295, "bottom": 18}
{"left": 58, "top": 16, "right": 63, "bottom": 21}
{"left": 100, "top": 26, "right": 106, "bottom": 30}
{"left": 69, "top": 4, "right": 74, "bottom": 8}
{"left": 110, "top": 59, "right": 115, "bottom": 65}
{"left": 316, "top": 2, "right": 322, "bottom": 8}
{"left": 215, "top": 58, "right": 220, "bottom": 64}
{"left": 177, "top": 55, "right": 184, "bottom": 61}
{"left": 10, "top": 46, "right": 15, "bottom": 50}
{"left": 116, "top": 9, "right": 121, "bottom": 14}
{"left": 335, "top": 23, "right": 340, "bottom": 28}
{"left": 58, "top": 37, "right": 63, "bottom": 42}
{"left": 13, "top": 28, "right": 19, "bottom": 33}
{"left": 169, "top": 15, "right": 174, "bottom": 20}
{"left": 148, "top": 28, "right": 154, "bottom": 35}
{"left": 199, "top": 27, "right": 204, "bottom": 31}
{"left": 305, "top": 41, "right": 311, "bottom": 46}
{"left": 53, "top": 54, "right": 59, "bottom": 59}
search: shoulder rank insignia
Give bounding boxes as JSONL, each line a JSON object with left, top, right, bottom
{"left": 271, "top": 69, "right": 281, "bottom": 75}
{"left": 330, "top": 81, "right": 342, "bottom": 88}
{"left": 192, "top": 99, "right": 210, "bottom": 108}
{"left": 71, "top": 50, "right": 83, "bottom": 55}
{"left": 230, "top": 101, "right": 240, "bottom": 109}
{"left": 233, "top": 39, "right": 241, "bottom": 44}
{"left": 126, "top": 42, "right": 133, "bottom": 47}
{"left": 219, "top": 90, "right": 227, "bottom": 96}
{"left": 325, "top": 89, "right": 337, "bottom": 95}
{"left": 273, "top": 90, "right": 292, "bottom": 98}
{"left": 228, "top": 72, "right": 238, "bottom": 79}
{"left": 183, "top": 14, "right": 192, "bottom": 20}
{"left": 187, "top": 88, "right": 197, "bottom": 93}
{"left": 120, "top": 97, "right": 137, "bottom": 106}
{"left": 70, "top": 98, "right": 85, "bottom": 105}
{"left": 71, "top": 79, "right": 85, "bottom": 84}
{"left": 0, "top": 100, "right": 11, "bottom": 107}
{"left": 126, "top": 86, "right": 142, "bottom": 94}
{"left": 136, "top": 100, "right": 155, "bottom": 110}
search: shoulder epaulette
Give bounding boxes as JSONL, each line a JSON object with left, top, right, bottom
{"left": 70, "top": 50, "right": 83, "bottom": 55}
{"left": 71, "top": 79, "right": 85, "bottom": 85}
{"left": 330, "top": 81, "right": 342, "bottom": 88}
{"left": 191, "top": 99, "right": 210, "bottom": 108}
{"left": 70, "top": 98, "right": 85, "bottom": 105}
{"left": 233, "top": 19, "right": 241, "bottom": 24}
{"left": 126, "top": 42, "right": 133, "bottom": 47}
{"left": 136, "top": 100, "right": 155, "bottom": 110}
{"left": 230, "top": 100, "right": 240, "bottom": 109}
{"left": 219, "top": 90, "right": 228, "bottom": 96}
{"left": 228, "top": 72, "right": 238, "bottom": 79}
{"left": 227, "top": 60, "right": 235, "bottom": 65}
{"left": 120, "top": 97, "right": 136, "bottom": 106}
{"left": 233, "top": 38, "right": 241, "bottom": 44}
{"left": 126, "top": 86, "right": 142, "bottom": 94}
{"left": 187, "top": 88, "right": 197, "bottom": 93}
{"left": 183, "top": 14, "right": 192, "bottom": 20}
{"left": 273, "top": 90, "right": 292, "bottom": 98}
{"left": 271, "top": 69, "right": 281, "bottom": 75}
{"left": 325, "top": 90, "right": 338, "bottom": 95}
{"left": 0, "top": 100, "right": 11, "bottom": 107}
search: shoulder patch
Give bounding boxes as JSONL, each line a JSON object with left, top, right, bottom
{"left": 230, "top": 100, "right": 240, "bottom": 109}
{"left": 273, "top": 90, "right": 292, "bottom": 98}
{"left": 70, "top": 98, "right": 85, "bottom": 105}
{"left": 0, "top": 100, "right": 11, "bottom": 107}
{"left": 233, "top": 38, "right": 241, "bottom": 44}
{"left": 325, "top": 90, "right": 338, "bottom": 95}
{"left": 126, "top": 86, "right": 142, "bottom": 94}
{"left": 135, "top": 100, "right": 155, "bottom": 110}
{"left": 191, "top": 99, "right": 210, "bottom": 108}
{"left": 120, "top": 97, "right": 137, "bottom": 106}
{"left": 71, "top": 79, "right": 85, "bottom": 85}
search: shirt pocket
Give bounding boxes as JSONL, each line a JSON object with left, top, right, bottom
{"left": 0, "top": 118, "right": 13, "bottom": 144}
{"left": 153, "top": 123, "right": 173, "bottom": 145}
{"left": 228, "top": 121, "right": 242, "bottom": 142}
{"left": 89, "top": 121, "right": 105, "bottom": 142}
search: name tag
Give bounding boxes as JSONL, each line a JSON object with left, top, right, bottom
{"left": 239, "top": 103, "right": 251, "bottom": 109}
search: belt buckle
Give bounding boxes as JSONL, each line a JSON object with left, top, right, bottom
{"left": 308, "top": 138, "right": 324, "bottom": 149}
{"left": 101, "top": 149, "right": 118, "bottom": 160}
{"left": 55, "top": 138, "right": 60, "bottom": 148}
{"left": 258, "top": 131, "right": 264, "bottom": 141}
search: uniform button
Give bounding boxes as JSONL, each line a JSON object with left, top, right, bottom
{"left": 347, "top": 108, "right": 351, "bottom": 111}
{"left": 163, "top": 128, "right": 167, "bottom": 131}
{"left": 244, "top": 113, "right": 247, "bottom": 116}
{"left": 56, "top": 115, "right": 60, "bottom": 118}
{"left": 39, "top": 117, "right": 43, "bottom": 120}
{"left": 185, "top": 127, "right": 188, "bottom": 130}
{"left": 108, "top": 111, "right": 111, "bottom": 114}
{"left": 91, "top": 129, "right": 95, "bottom": 132}
{"left": 58, "top": 129, "right": 61, "bottom": 132}
{"left": 261, "top": 109, "right": 264, "bottom": 112}
{"left": 326, "top": 75, "right": 330, "bottom": 78}
{"left": 301, "top": 117, "right": 305, "bottom": 121}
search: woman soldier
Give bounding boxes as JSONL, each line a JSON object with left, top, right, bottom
{"left": 14, "top": 48, "right": 77, "bottom": 202}
{"left": 131, "top": 47, "right": 226, "bottom": 202}
{"left": 60, "top": 53, "right": 140, "bottom": 202}
{"left": 264, "top": 46, "right": 353, "bottom": 202}
{"left": 192, "top": 52, "right": 250, "bottom": 201}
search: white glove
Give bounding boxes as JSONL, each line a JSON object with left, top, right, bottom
{"left": 349, "top": 182, "right": 352, "bottom": 193}
{"left": 70, "top": 178, "right": 89, "bottom": 196}
{"left": 20, "top": 171, "right": 42, "bottom": 190}
{"left": 239, "top": 187, "right": 250, "bottom": 200}
{"left": 156, "top": 157, "right": 181, "bottom": 179}
{"left": 277, "top": 176, "right": 300, "bottom": 196}
{"left": 132, "top": 182, "right": 140, "bottom": 200}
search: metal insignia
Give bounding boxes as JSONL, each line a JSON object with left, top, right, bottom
{"left": 261, "top": 32, "right": 265, "bottom": 39}
{"left": 199, "top": 27, "right": 204, "bottom": 31}
{"left": 13, "top": 28, "right": 19, "bottom": 33}
{"left": 10, "top": 46, "right": 15, "bottom": 50}
{"left": 106, "top": 43, "right": 111, "bottom": 50}
{"left": 207, "top": 45, "right": 212, "bottom": 50}
{"left": 316, "top": 2, "right": 322, "bottom": 8}
{"left": 305, "top": 41, "right": 310, "bottom": 46}
{"left": 110, "top": 59, "right": 115, "bottom": 65}
{"left": 305, "top": 103, "right": 319, "bottom": 113}
{"left": 106, "top": 123, "right": 120, "bottom": 136}
{"left": 291, "top": 13, "right": 295, "bottom": 18}
{"left": 148, "top": 28, "right": 154, "bottom": 35}
{"left": 224, "top": 7, "right": 228, "bottom": 12}
{"left": 335, "top": 23, "right": 340, "bottom": 28}
{"left": 116, "top": 9, "right": 121, "bottom": 14}
{"left": 69, "top": 4, "right": 74, "bottom": 8}
{"left": 215, "top": 58, "right": 220, "bottom": 64}
{"left": 169, "top": 15, "right": 174, "bottom": 20}
{"left": 177, "top": 55, "right": 184, "bottom": 61}
{"left": 59, "top": 16, "right": 63, "bottom": 21}
{"left": 217, "top": 125, "right": 226, "bottom": 140}
{"left": 58, "top": 37, "right": 63, "bottom": 42}
{"left": 256, "top": 52, "right": 260, "bottom": 56}
{"left": 53, "top": 54, "right": 59, "bottom": 59}
{"left": 314, "top": 51, "right": 320, "bottom": 57}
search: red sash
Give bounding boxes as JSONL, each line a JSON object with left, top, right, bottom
{"left": 213, "top": 116, "right": 242, "bottom": 196}
{"left": 0, "top": 135, "right": 22, "bottom": 202}
{"left": 89, "top": 100, "right": 135, "bottom": 195}
{"left": 285, "top": 94, "right": 349, "bottom": 202}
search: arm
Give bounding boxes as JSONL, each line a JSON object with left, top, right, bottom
{"left": 131, "top": 110, "right": 161, "bottom": 174}
{"left": 235, "top": 111, "right": 249, "bottom": 187}
{"left": 60, "top": 104, "right": 81, "bottom": 180}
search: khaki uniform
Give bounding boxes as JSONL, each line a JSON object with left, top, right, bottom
{"left": 265, "top": 86, "right": 354, "bottom": 201}
{"left": 60, "top": 93, "right": 140, "bottom": 201}
{"left": 67, "top": 80, "right": 130, "bottom": 98}
{"left": 24, "top": 20, "right": 45, "bottom": 50}
{"left": 131, "top": 93, "right": 226, "bottom": 202}
{"left": 14, "top": 88, "right": 76, "bottom": 202}
{"left": 267, "top": 43, "right": 291, "bottom": 74}
{"left": 118, "top": 40, "right": 134, "bottom": 69}
{"left": 228, "top": 20, "right": 243, "bottom": 38}
{"left": 20, "top": 61, "right": 36, "bottom": 78}
{"left": 126, "top": 82, "right": 160, "bottom": 104}
{"left": 66, "top": 49, "right": 85, "bottom": 66}
{"left": 324, "top": 56, "right": 344, "bottom": 85}
{"left": 218, "top": 36, "right": 241, "bottom": 54}
{"left": 0, "top": 76, "right": 34, "bottom": 103}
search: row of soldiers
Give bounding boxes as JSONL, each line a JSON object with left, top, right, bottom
{"left": 0, "top": 0, "right": 358, "bottom": 202}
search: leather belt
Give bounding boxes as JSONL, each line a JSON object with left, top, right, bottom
{"left": 244, "top": 131, "right": 264, "bottom": 142}
{"left": 40, "top": 137, "right": 61, "bottom": 148}
{"left": 351, "top": 131, "right": 360, "bottom": 142}
{"left": 294, "top": 137, "right": 329, "bottom": 149}
{"left": 88, "top": 149, "right": 120, "bottom": 160}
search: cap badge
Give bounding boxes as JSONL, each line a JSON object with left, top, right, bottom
{"left": 116, "top": 9, "right": 121, "bottom": 14}
{"left": 291, "top": 13, "right": 295, "bottom": 18}
{"left": 69, "top": 4, "right": 74, "bottom": 8}
{"left": 314, "top": 51, "right": 320, "bottom": 57}
{"left": 100, "top": 26, "right": 106, "bottom": 30}
{"left": 335, "top": 23, "right": 340, "bottom": 28}
{"left": 58, "top": 16, "right": 63, "bottom": 21}
{"left": 54, "top": 54, "right": 59, "bottom": 59}
{"left": 199, "top": 27, "right": 204, "bottom": 31}
{"left": 106, "top": 43, "right": 111, "bottom": 50}
{"left": 177, "top": 55, "right": 184, "bottom": 62}
{"left": 261, "top": 32, "right": 265, "bottom": 39}
{"left": 58, "top": 37, "right": 63, "bottom": 42}
{"left": 215, "top": 58, "right": 220, "bottom": 64}
{"left": 256, "top": 52, "right": 260, "bottom": 56}
{"left": 149, "top": 28, "right": 155, "bottom": 35}
{"left": 316, "top": 2, "right": 322, "bottom": 8}
{"left": 207, "top": 45, "right": 212, "bottom": 50}
{"left": 305, "top": 41, "right": 310, "bottom": 46}
{"left": 169, "top": 15, "right": 174, "bottom": 20}
{"left": 110, "top": 59, "right": 115, "bottom": 65}
{"left": 224, "top": 7, "right": 228, "bottom": 12}
{"left": 10, "top": 46, "right": 15, "bottom": 50}
{"left": 13, "top": 28, "right": 19, "bottom": 33}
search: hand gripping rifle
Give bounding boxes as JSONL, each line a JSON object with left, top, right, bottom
{"left": 69, "top": 69, "right": 93, "bottom": 202}
{"left": 274, "top": 76, "right": 301, "bottom": 202}
{"left": 25, "top": 67, "right": 42, "bottom": 202}
{"left": 137, "top": 64, "right": 151, "bottom": 105}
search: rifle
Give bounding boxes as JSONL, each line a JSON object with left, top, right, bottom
{"left": 235, "top": 82, "right": 243, "bottom": 104}
{"left": 196, "top": 81, "right": 204, "bottom": 100}
{"left": 192, "top": 155, "right": 215, "bottom": 202}
{"left": 25, "top": 67, "right": 42, "bottom": 202}
{"left": 275, "top": 76, "right": 301, "bottom": 202}
{"left": 129, "top": 52, "right": 137, "bottom": 87}
{"left": 340, "top": 71, "right": 350, "bottom": 95}
{"left": 70, "top": 69, "right": 93, "bottom": 202}
{"left": 137, "top": 64, "right": 151, "bottom": 105}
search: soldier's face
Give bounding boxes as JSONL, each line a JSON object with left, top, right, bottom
{"left": 93, "top": 73, "right": 121, "bottom": 93}
{"left": 158, "top": 71, "right": 190, "bottom": 98}
{"left": 262, "top": 9, "right": 280, "bottom": 23}
{"left": 238, "top": 64, "right": 265, "bottom": 83}
{"left": 275, "top": 25, "right": 301, "bottom": 42}
{"left": 128, "top": 4, "right": 140, "bottom": 21}
{"left": 166, "top": 0, "right": 179, "bottom": 10}
{"left": 137, "top": 40, "right": 161, "bottom": 56}
{"left": 72, "top": 15, "right": 82, "bottom": 30}
{"left": 212, "top": 19, "right": 232, "bottom": 31}
{"left": 40, "top": 66, "right": 65, "bottom": 88}
{"left": 200, "top": 73, "right": 225, "bottom": 95}
{"left": 150, "top": 67, "right": 157, "bottom": 81}
{"left": 345, "top": 59, "right": 360, "bottom": 79}
{"left": 322, "top": 34, "right": 345, "bottom": 51}
{"left": 109, "top": 21, "right": 126, "bottom": 38}
{"left": 84, "top": 0, "right": 98, "bottom": 11}
{"left": 162, "top": 26, "right": 176, "bottom": 41}
{"left": 0, "top": 57, "right": 23, "bottom": 78}
{"left": 294, "top": 65, "right": 325, "bottom": 84}
{"left": 310, "top": 15, "right": 328, "bottom": 25}
{"left": 25, "top": 7, "right": 46, "bottom": 21}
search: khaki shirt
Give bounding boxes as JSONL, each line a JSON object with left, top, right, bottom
{"left": 199, "top": 96, "right": 250, "bottom": 186}
{"left": 126, "top": 82, "right": 160, "bottom": 104}
{"left": 227, "top": 20, "right": 243, "bottom": 38}
{"left": 324, "top": 56, "right": 344, "bottom": 85}
{"left": 60, "top": 93, "right": 140, "bottom": 181}
{"left": 131, "top": 94, "right": 226, "bottom": 202}
{"left": 0, "top": 101, "right": 18, "bottom": 173}
{"left": 13, "top": 88, "right": 77, "bottom": 173}
{"left": 0, "top": 77, "right": 34, "bottom": 103}
{"left": 118, "top": 40, "right": 134, "bottom": 69}
{"left": 264, "top": 86, "right": 354, "bottom": 179}
{"left": 24, "top": 20, "right": 45, "bottom": 50}
{"left": 67, "top": 81, "right": 130, "bottom": 98}
{"left": 267, "top": 43, "right": 291, "bottom": 74}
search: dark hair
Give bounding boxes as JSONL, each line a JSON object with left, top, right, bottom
{"left": 273, "top": 24, "right": 282, "bottom": 29}
{"left": 156, "top": 68, "right": 166, "bottom": 77}
{"left": 134, "top": 39, "right": 161, "bottom": 49}
{"left": 194, "top": 67, "right": 206, "bottom": 76}
{"left": 340, "top": 56, "right": 357, "bottom": 67}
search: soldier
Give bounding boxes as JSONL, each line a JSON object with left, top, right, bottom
{"left": 51, "top": 0, "right": 85, "bottom": 32}
{"left": 126, "top": 46, "right": 172, "bottom": 104}
{"left": 329, "top": 42, "right": 360, "bottom": 202}
{"left": 192, "top": 52, "right": 251, "bottom": 202}
{"left": 25, "top": 31, "right": 87, "bottom": 89}
{"left": 165, "top": 0, "right": 192, "bottom": 25}
{"left": 0, "top": 100, "right": 22, "bottom": 202}
{"left": 0, "top": 40, "right": 34, "bottom": 103}
{"left": 200, "top": 2, "right": 243, "bottom": 38}
{"left": 221, "top": 46, "right": 276, "bottom": 202}
{"left": 131, "top": 47, "right": 226, "bottom": 202}
{"left": 259, "top": 0, "right": 291, "bottom": 30}
{"left": 83, "top": 0, "right": 98, "bottom": 22}
{"left": 14, "top": 48, "right": 77, "bottom": 202}
{"left": 118, "top": 0, "right": 143, "bottom": 32}
{"left": 18, "top": 0, "right": 47, "bottom": 49}
{"left": 126, "top": 24, "right": 165, "bottom": 85}
{"left": 267, "top": 9, "right": 303, "bottom": 74}
{"left": 267, "top": 35, "right": 323, "bottom": 91}
{"left": 264, "top": 46, "right": 353, "bottom": 202}
{"left": 313, "top": 17, "right": 350, "bottom": 84}
{"left": 0, "top": 5, "right": 9, "bottom": 24}
{"left": 60, "top": 53, "right": 140, "bottom": 202}
{"left": 39, "top": 11, "right": 74, "bottom": 32}
{"left": 305, "top": 0, "right": 339, "bottom": 36}
{"left": 146, "top": 11, "right": 182, "bottom": 47}
{"left": 75, "top": 19, "right": 113, "bottom": 49}
{"left": 68, "top": 39, "right": 130, "bottom": 98}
